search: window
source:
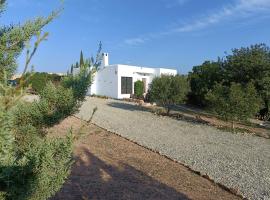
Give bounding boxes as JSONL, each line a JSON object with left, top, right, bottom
{"left": 121, "top": 77, "right": 132, "bottom": 94}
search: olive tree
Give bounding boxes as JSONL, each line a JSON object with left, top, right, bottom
{"left": 206, "top": 82, "right": 261, "bottom": 130}
{"left": 148, "top": 75, "right": 189, "bottom": 114}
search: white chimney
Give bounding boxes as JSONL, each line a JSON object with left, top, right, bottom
{"left": 101, "top": 53, "right": 109, "bottom": 67}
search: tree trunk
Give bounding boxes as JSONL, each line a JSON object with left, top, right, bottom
{"left": 231, "top": 121, "right": 235, "bottom": 132}
{"left": 166, "top": 106, "right": 171, "bottom": 115}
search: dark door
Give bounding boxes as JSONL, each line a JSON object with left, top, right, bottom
{"left": 121, "top": 77, "right": 133, "bottom": 94}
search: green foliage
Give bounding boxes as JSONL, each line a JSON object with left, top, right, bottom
{"left": 27, "top": 72, "right": 47, "bottom": 93}
{"left": 223, "top": 44, "right": 270, "bottom": 85}
{"left": 75, "top": 62, "right": 79, "bottom": 68}
{"left": 188, "top": 43, "right": 270, "bottom": 119}
{"left": 22, "top": 72, "right": 62, "bottom": 94}
{"left": 148, "top": 75, "right": 189, "bottom": 114}
{"left": 62, "top": 44, "right": 102, "bottom": 102}
{"left": 39, "top": 82, "right": 76, "bottom": 124}
{"left": 14, "top": 82, "right": 76, "bottom": 133}
{"left": 0, "top": 100, "right": 15, "bottom": 166}
{"left": 80, "top": 50, "right": 84, "bottom": 67}
{"left": 134, "top": 80, "right": 144, "bottom": 98}
{"left": 70, "top": 64, "right": 74, "bottom": 74}
{"left": 0, "top": 3, "right": 98, "bottom": 200}
{"left": 206, "top": 82, "right": 261, "bottom": 123}
{"left": 62, "top": 65, "right": 93, "bottom": 102}
{"left": 188, "top": 61, "right": 222, "bottom": 106}
{"left": 0, "top": 7, "right": 60, "bottom": 79}
{"left": 1, "top": 64, "right": 96, "bottom": 200}
{"left": 0, "top": 134, "right": 73, "bottom": 200}
{"left": 223, "top": 44, "right": 270, "bottom": 112}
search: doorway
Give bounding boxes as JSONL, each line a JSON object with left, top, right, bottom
{"left": 142, "top": 78, "right": 147, "bottom": 93}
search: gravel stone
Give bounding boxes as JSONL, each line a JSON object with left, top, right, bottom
{"left": 76, "top": 97, "right": 270, "bottom": 200}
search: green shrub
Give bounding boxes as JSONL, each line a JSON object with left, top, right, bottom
{"left": 188, "top": 44, "right": 270, "bottom": 117}
{"left": 134, "top": 80, "right": 144, "bottom": 99}
{"left": 29, "top": 72, "right": 48, "bottom": 93}
{"left": 62, "top": 66, "right": 93, "bottom": 102}
{"left": 148, "top": 75, "right": 189, "bottom": 114}
{"left": 1, "top": 36, "right": 100, "bottom": 200}
{"left": 22, "top": 72, "right": 62, "bottom": 94}
{"left": 188, "top": 61, "right": 222, "bottom": 106}
{"left": 0, "top": 82, "right": 75, "bottom": 200}
{"left": 0, "top": 2, "right": 98, "bottom": 199}
{"left": 14, "top": 83, "right": 76, "bottom": 131}
{"left": 206, "top": 82, "right": 261, "bottom": 129}
{"left": 39, "top": 82, "right": 77, "bottom": 126}
{"left": 0, "top": 134, "right": 73, "bottom": 200}
{"left": 2, "top": 67, "right": 94, "bottom": 200}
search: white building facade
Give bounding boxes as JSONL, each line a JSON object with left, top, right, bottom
{"left": 88, "top": 53, "right": 177, "bottom": 99}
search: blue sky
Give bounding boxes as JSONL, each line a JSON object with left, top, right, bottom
{"left": 1, "top": 0, "right": 270, "bottom": 74}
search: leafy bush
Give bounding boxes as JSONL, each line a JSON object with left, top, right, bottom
{"left": 206, "top": 82, "right": 261, "bottom": 129}
{"left": 134, "top": 80, "right": 144, "bottom": 99}
{"left": 188, "top": 61, "right": 222, "bottom": 106}
{"left": 188, "top": 44, "right": 270, "bottom": 119}
{"left": 148, "top": 75, "right": 189, "bottom": 114}
{"left": 0, "top": 2, "right": 101, "bottom": 199}
{"left": 62, "top": 64, "right": 93, "bottom": 102}
{"left": 14, "top": 82, "right": 77, "bottom": 132}
{"left": 22, "top": 72, "right": 62, "bottom": 94}
{"left": 39, "top": 82, "right": 77, "bottom": 126}
{"left": 0, "top": 134, "right": 73, "bottom": 200}
{"left": 1, "top": 64, "right": 96, "bottom": 200}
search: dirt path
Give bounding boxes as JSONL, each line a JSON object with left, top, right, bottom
{"left": 50, "top": 117, "right": 239, "bottom": 200}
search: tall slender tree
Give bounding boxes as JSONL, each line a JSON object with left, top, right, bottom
{"left": 80, "top": 50, "right": 84, "bottom": 67}
{"left": 75, "top": 61, "right": 79, "bottom": 68}
{"left": 70, "top": 64, "right": 74, "bottom": 74}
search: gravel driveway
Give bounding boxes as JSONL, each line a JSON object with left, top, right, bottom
{"left": 76, "top": 97, "right": 270, "bottom": 200}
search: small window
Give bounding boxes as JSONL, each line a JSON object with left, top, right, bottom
{"left": 121, "top": 77, "right": 132, "bottom": 94}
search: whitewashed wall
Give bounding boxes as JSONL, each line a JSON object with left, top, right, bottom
{"left": 117, "top": 65, "right": 155, "bottom": 99}
{"left": 88, "top": 64, "right": 177, "bottom": 99}
{"left": 90, "top": 65, "right": 118, "bottom": 98}
{"left": 158, "top": 68, "right": 178, "bottom": 76}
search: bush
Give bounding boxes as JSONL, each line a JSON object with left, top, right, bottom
{"left": 0, "top": 134, "right": 73, "bottom": 200}
{"left": 206, "top": 82, "right": 261, "bottom": 129}
{"left": 39, "top": 82, "right": 77, "bottom": 126}
{"left": 0, "top": 2, "right": 101, "bottom": 199}
{"left": 62, "top": 66, "right": 93, "bottom": 102}
{"left": 14, "top": 82, "right": 76, "bottom": 132}
{"left": 188, "top": 44, "right": 270, "bottom": 118}
{"left": 188, "top": 61, "right": 222, "bottom": 106}
{"left": 2, "top": 83, "right": 74, "bottom": 199}
{"left": 22, "top": 72, "right": 62, "bottom": 94}
{"left": 148, "top": 75, "right": 189, "bottom": 114}
{"left": 134, "top": 80, "right": 144, "bottom": 99}
{"left": 1, "top": 63, "right": 98, "bottom": 200}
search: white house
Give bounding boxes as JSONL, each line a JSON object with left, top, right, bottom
{"left": 84, "top": 53, "right": 177, "bottom": 99}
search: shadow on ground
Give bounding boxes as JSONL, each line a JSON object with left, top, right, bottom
{"left": 107, "top": 102, "right": 148, "bottom": 112}
{"left": 107, "top": 102, "right": 209, "bottom": 125}
{"left": 52, "top": 147, "right": 189, "bottom": 200}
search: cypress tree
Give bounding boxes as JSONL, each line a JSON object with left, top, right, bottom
{"left": 80, "top": 50, "right": 84, "bottom": 67}
{"left": 70, "top": 64, "right": 74, "bottom": 74}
